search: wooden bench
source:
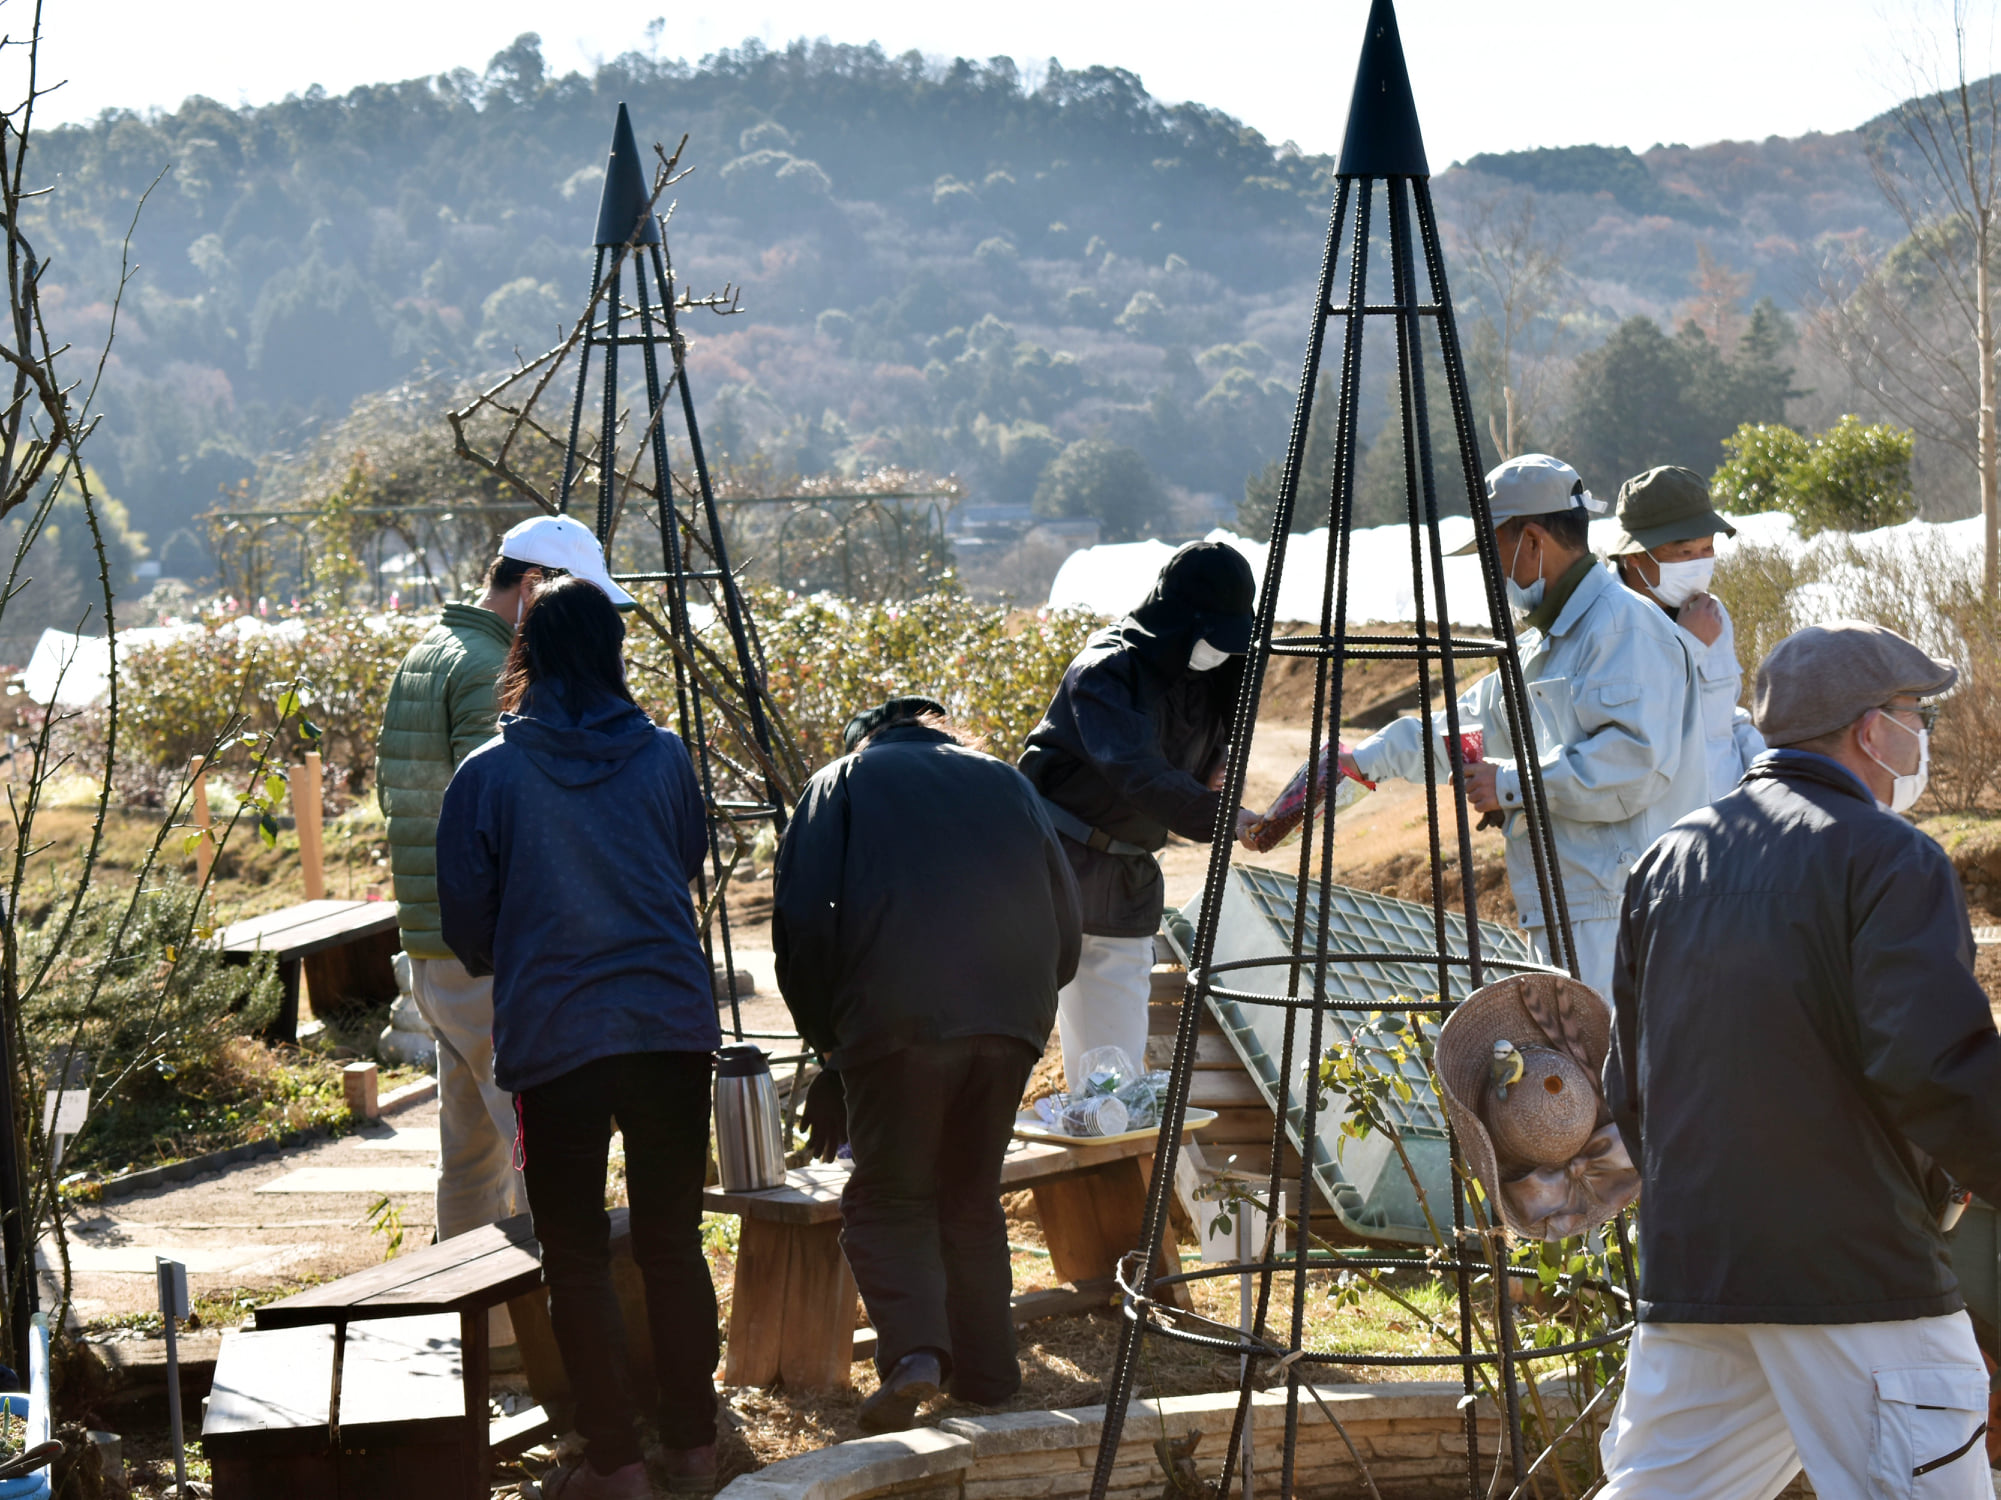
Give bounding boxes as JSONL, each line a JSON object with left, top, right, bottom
{"left": 204, "top": 1313, "right": 469, "bottom": 1499}
{"left": 706, "top": 1130, "right": 1197, "bottom": 1394}
{"left": 256, "top": 1213, "right": 550, "bottom": 1496}
{"left": 219, "top": 898, "right": 401, "bottom": 1041}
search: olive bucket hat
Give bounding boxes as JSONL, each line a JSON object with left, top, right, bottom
{"left": 1603, "top": 465, "right": 1737, "bottom": 557}
{"left": 1434, "top": 972, "right": 1640, "bottom": 1240}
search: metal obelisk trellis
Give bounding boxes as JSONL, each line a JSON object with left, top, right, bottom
{"left": 557, "top": 104, "right": 786, "bottom": 1041}
{"left": 1086, "top": 3, "right": 1628, "bottom": 1496}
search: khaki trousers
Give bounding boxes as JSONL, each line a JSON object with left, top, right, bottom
{"left": 407, "top": 955, "right": 524, "bottom": 1240}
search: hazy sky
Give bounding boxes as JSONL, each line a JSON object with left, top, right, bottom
{"left": 10, "top": 0, "right": 1979, "bottom": 165}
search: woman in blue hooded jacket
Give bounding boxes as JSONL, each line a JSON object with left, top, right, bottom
{"left": 437, "top": 575, "right": 720, "bottom": 1500}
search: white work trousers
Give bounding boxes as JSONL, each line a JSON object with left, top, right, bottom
{"left": 1599, "top": 1314, "right": 1992, "bottom": 1500}
{"left": 1527, "top": 916, "right": 1619, "bottom": 1008}
{"left": 1055, "top": 933, "right": 1156, "bottom": 1089}
{"left": 407, "top": 955, "right": 524, "bottom": 1241}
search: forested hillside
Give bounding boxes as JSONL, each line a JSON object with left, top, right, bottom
{"left": 18, "top": 32, "right": 1930, "bottom": 591}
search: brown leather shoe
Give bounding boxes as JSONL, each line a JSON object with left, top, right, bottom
{"left": 659, "top": 1442, "right": 717, "bottom": 1496}
{"left": 540, "top": 1457, "right": 653, "bottom": 1499}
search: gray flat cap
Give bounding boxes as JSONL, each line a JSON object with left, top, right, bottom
{"left": 1753, "top": 620, "right": 1958, "bottom": 746}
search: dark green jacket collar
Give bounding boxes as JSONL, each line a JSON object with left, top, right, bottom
{"left": 441, "top": 601, "right": 513, "bottom": 648}
{"left": 1523, "top": 553, "right": 1598, "bottom": 634}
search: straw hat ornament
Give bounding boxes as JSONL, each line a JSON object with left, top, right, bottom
{"left": 1435, "top": 973, "right": 1640, "bottom": 1240}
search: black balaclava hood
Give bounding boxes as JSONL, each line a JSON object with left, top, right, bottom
{"left": 1127, "top": 541, "right": 1256, "bottom": 666}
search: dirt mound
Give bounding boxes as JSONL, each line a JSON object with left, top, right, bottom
{"left": 1338, "top": 845, "right": 1519, "bottom": 928}
{"left": 1257, "top": 622, "right": 1493, "bottom": 732}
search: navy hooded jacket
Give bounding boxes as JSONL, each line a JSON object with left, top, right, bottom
{"left": 435, "top": 683, "right": 721, "bottom": 1093}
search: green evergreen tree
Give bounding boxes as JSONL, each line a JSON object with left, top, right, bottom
{"left": 1240, "top": 376, "right": 1339, "bottom": 537}
{"left": 1034, "top": 439, "right": 1166, "bottom": 542}
{"left": 1561, "top": 310, "right": 1798, "bottom": 494}
{"left": 1729, "top": 299, "right": 1800, "bottom": 424}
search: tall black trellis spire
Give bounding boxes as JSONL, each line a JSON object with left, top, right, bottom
{"left": 1084, "top": 1, "right": 1621, "bottom": 1495}
{"left": 556, "top": 103, "right": 787, "bottom": 1042}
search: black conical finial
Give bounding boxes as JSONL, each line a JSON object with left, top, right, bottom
{"left": 1336, "top": 0, "right": 1429, "bottom": 178}
{"left": 593, "top": 102, "right": 663, "bottom": 248}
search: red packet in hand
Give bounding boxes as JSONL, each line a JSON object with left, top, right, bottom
{"left": 1239, "top": 744, "right": 1375, "bottom": 853}
{"left": 1459, "top": 728, "right": 1506, "bottom": 829}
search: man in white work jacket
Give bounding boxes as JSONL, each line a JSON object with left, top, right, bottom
{"left": 1341, "top": 453, "right": 1707, "bottom": 1001}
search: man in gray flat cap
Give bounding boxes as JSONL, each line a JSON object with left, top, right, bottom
{"left": 1599, "top": 620, "right": 2001, "bottom": 1497}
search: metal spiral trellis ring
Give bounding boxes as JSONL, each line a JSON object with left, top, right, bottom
{"left": 1086, "top": 3, "right": 1634, "bottom": 1495}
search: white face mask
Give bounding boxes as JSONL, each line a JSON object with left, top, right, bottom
{"left": 1642, "top": 550, "right": 1716, "bottom": 610}
{"left": 1505, "top": 527, "right": 1544, "bottom": 618}
{"left": 1864, "top": 711, "right": 1930, "bottom": 814}
{"left": 1188, "top": 638, "right": 1232, "bottom": 672}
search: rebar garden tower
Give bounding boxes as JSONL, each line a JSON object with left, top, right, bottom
{"left": 1087, "top": 3, "right": 1632, "bottom": 1495}
{"left": 557, "top": 104, "right": 787, "bottom": 1040}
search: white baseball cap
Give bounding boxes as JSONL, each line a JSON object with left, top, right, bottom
{"left": 499, "top": 514, "right": 636, "bottom": 610}
{"left": 1448, "top": 453, "right": 1605, "bottom": 555}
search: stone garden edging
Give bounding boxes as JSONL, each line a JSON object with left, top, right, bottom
{"left": 717, "top": 1381, "right": 1529, "bottom": 1500}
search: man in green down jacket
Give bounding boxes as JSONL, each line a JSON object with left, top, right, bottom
{"left": 376, "top": 519, "right": 572, "bottom": 1242}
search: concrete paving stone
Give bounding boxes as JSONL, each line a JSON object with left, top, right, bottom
{"left": 58, "top": 1097, "right": 445, "bottom": 1322}
{"left": 348, "top": 1125, "right": 441, "bottom": 1153}
{"left": 223, "top": 1242, "right": 334, "bottom": 1279}
{"left": 39, "top": 1240, "right": 303, "bottom": 1276}
{"left": 255, "top": 1165, "right": 439, "bottom": 1195}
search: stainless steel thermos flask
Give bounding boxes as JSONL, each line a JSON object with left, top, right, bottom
{"left": 714, "top": 1044, "right": 787, "bottom": 1192}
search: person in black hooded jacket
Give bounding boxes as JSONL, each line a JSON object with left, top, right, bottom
{"left": 1018, "top": 541, "right": 1258, "bottom": 1088}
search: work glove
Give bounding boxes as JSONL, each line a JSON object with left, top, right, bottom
{"left": 802, "top": 1067, "right": 849, "bottom": 1163}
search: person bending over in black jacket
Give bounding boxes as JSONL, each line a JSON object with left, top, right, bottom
{"left": 1017, "top": 541, "right": 1258, "bottom": 1089}
{"left": 773, "top": 696, "right": 1082, "bottom": 1434}
{"left": 1598, "top": 620, "right": 2001, "bottom": 1499}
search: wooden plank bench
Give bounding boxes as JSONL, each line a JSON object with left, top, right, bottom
{"left": 204, "top": 1313, "right": 469, "bottom": 1499}
{"left": 219, "top": 898, "right": 401, "bottom": 1041}
{"left": 705, "top": 1130, "right": 1199, "bottom": 1395}
{"left": 256, "top": 1213, "right": 549, "bottom": 1496}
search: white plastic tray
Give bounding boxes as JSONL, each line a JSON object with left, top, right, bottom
{"left": 1012, "top": 1106, "right": 1218, "bottom": 1148}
